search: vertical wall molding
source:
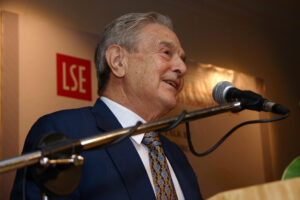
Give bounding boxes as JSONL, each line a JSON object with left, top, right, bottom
{"left": 1, "top": 11, "right": 19, "bottom": 199}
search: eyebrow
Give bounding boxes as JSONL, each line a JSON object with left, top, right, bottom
{"left": 159, "top": 41, "right": 186, "bottom": 63}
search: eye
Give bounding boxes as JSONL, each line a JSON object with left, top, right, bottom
{"left": 164, "top": 50, "right": 170, "bottom": 55}
{"left": 162, "top": 48, "right": 173, "bottom": 58}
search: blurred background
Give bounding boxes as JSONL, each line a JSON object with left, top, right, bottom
{"left": 1, "top": 0, "right": 299, "bottom": 199}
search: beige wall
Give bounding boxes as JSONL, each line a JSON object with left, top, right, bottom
{"left": 18, "top": 13, "right": 99, "bottom": 151}
{"left": 0, "top": 0, "right": 299, "bottom": 199}
{"left": 0, "top": 11, "right": 100, "bottom": 199}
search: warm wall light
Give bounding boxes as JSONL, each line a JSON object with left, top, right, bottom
{"left": 178, "top": 62, "right": 264, "bottom": 107}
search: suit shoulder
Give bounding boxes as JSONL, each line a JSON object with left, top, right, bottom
{"left": 33, "top": 106, "right": 96, "bottom": 134}
{"left": 38, "top": 106, "right": 93, "bottom": 122}
{"left": 23, "top": 106, "right": 96, "bottom": 152}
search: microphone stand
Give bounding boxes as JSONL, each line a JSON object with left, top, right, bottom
{"left": 0, "top": 101, "right": 241, "bottom": 173}
{"left": 0, "top": 101, "right": 242, "bottom": 197}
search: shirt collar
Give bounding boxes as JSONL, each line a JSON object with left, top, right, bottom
{"left": 100, "top": 97, "right": 145, "bottom": 145}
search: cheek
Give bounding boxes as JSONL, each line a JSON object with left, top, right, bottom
{"left": 142, "top": 59, "right": 162, "bottom": 86}
{"left": 131, "top": 55, "right": 166, "bottom": 90}
{"left": 156, "top": 57, "right": 170, "bottom": 73}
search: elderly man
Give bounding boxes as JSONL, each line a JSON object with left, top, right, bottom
{"left": 11, "top": 12, "right": 203, "bottom": 200}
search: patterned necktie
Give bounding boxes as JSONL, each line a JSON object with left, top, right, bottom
{"left": 142, "top": 132, "right": 178, "bottom": 200}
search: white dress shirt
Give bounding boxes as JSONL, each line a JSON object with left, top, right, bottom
{"left": 100, "top": 97, "right": 185, "bottom": 200}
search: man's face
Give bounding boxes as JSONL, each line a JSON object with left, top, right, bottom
{"left": 123, "top": 23, "right": 187, "bottom": 119}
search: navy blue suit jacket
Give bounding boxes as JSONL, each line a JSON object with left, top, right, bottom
{"left": 11, "top": 99, "right": 202, "bottom": 199}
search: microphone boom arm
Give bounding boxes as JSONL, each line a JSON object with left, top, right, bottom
{"left": 0, "top": 101, "right": 242, "bottom": 174}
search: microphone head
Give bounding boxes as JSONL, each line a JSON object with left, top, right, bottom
{"left": 212, "top": 81, "right": 235, "bottom": 104}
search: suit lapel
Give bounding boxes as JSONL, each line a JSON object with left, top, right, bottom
{"left": 92, "top": 99, "right": 156, "bottom": 200}
{"left": 106, "top": 139, "right": 156, "bottom": 200}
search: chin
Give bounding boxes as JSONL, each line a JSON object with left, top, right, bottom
{"left": 162, "top": 97, "right": 177, "bottom": 111}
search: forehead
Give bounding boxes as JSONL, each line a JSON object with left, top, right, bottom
{"left": 136, "top": 23, "right": 184, "bottom": 54}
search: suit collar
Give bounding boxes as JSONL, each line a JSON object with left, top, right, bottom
{"left": 91, "top": 98, "right": 123, "bottom": 131}
{"left": 100, "top": 96, "right": 146, "bottom": 129}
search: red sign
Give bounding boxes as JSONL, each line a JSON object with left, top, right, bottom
{"left": 57, "top": 53, "right": 92, "bottom": 101}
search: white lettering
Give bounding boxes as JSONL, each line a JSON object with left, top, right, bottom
{"left": 62, "top": 62, "right": 70, "bottom": 91}
{"left": 70, "top": 64, "right": 78, "bottom": 91}
{"left": 79, "top": 66, "right": 86, "bottom": 93}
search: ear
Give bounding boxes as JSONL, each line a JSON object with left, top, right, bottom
{"left": 105, "top": 45, "right": 126, "bottom": 77}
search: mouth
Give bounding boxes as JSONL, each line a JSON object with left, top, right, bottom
{"left": 163, "top": 80, "right": 179, "bottom": 90}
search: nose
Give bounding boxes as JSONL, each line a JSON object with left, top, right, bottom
{"left": 173, "top": 55, "right": 187, "bottom": 78}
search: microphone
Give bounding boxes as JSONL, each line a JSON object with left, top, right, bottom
{"left": 212, "top": 81, "right": 289, "bottom": 115}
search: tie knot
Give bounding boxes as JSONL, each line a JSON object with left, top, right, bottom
{"left": 142, "top": 132, "right": 162, "bottom": 149}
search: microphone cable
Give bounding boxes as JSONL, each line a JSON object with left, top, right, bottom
{"left": 186, "top": 113, "right": 289, "bottom": 157}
